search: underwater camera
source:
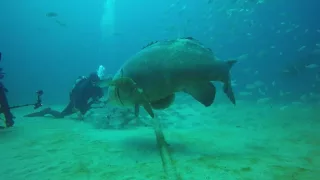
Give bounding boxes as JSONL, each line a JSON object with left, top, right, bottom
{"left": 0, "top": 52, "right": 44, "bottom": 128}
{"left": 9, "top": 90, "right": 44, "bottom": 110}
{"left": 34, "top": 90, "right": 44, "bottom": 109}
{"left": 0, "top": 52, "right": 44, "bottom": 111}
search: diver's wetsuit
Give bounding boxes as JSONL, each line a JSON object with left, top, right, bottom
{"left": 0, "top": 52, "right": 14, "bottom": 128}
{"left": 0, "top": 82, "right": 14, "bottom": 127}
{"left": 24, "top": 74, "right": 103, "bottom": 118}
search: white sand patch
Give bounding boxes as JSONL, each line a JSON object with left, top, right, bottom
{"left": 0, "top": 102, "right": 319, "bottom": 179}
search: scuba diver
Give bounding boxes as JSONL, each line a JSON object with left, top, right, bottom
{"left": 24, "top": 72, "right": 105, "bottom": 119}
{"left": 0, "top": 52, "right": 15, "bottom": 128}
{"left": 0, "top": 52, "right": 44, "bottom": 128}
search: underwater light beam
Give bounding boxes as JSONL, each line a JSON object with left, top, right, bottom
{"left": 100, "top": 0, "right": 116, "bottom": 41}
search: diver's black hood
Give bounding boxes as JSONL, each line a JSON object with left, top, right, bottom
{"left": 88, "top": 72, "right": 100, "bottom": 83}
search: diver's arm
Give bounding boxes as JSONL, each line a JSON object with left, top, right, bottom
{"left": 85, "top": 88, "right": 104, "bottom": 110}
{"left": 96, "top": 87, "right": 104, "bottom": 99}
{"left": 91, "top": 87, "right": 104, "bottom": 102}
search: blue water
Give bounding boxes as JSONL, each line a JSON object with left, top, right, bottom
{"left": 1, "top": 1, "right": 320, "bottom": 179}
{"left": 0, "top": 0, "right": 319, "bottom": 105}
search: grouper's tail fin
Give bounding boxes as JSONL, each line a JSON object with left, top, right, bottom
{"left": 224, "top": 60, "right": 237, "bottom": 105}
{"left": 226, "top": 60, "right": 237, "bottom": 70}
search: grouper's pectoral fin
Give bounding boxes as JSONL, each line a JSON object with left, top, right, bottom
{"left": 184, "top": 82, "right": 216, "bottom": 107}
{"left": 137, "top": 88, "right": 155, "bottom": 118}
{"left": 135, "top": 102, "right": 154, "bottom": 118}
{"left": 109, "top": 77, "right": 155, "bottom": 118}
{"left": 142, "top": 102, "right": 155, "bottom": 118}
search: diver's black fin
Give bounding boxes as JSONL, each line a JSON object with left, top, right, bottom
{"left": 24, "top": 108, "right": 51, "bottom": 117}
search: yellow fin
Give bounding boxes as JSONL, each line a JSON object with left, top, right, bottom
{"left": 96, "top": 76, "right": 113, "bottom": 88}
{"left": 109, "top": 77, "right": 137, "bottom": 90}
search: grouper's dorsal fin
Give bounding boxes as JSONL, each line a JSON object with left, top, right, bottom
{"left": 180, "top": 37, "right": 201, "bottom": 44}
{"left": 178, "top": 37, "right": 213, "bottom": 52}
{"left": 182, "top": 37, "right": 196, "bottom": 41}
{"left": 142, "top": 41, "right": 159, "bottom": 49}
{"left": 111, "top": 77, "right": 155, "bottom": 118}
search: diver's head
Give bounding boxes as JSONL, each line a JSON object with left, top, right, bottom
{"left": 88, "top": 72, "right": 100, "bottom": 86}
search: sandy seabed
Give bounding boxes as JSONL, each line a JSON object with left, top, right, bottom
{"left": 0, "top": 100, "right": 319, "bottom": 180}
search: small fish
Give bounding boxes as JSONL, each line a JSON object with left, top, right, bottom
{"left": 237, "top": 53, "right": 249, "bottom": 61}
{"left": 258, "top": 88, "right": 266, "bottom": 96}
{"left": 239, "top": 92, "right": 252, "bottom": 96}
{"left": 280, "top": 106, "right": 288, "bottom": 110}
{"left": 55, "top": 20, "right": 67, "bottom": 27}
{"left": 305, "top": 64, "right": 319, "bottom": 69}
{"left": 254, "top": 80, "right": 264, "bottom": 87}
{"left": 245, "top": 84, "right": 256, "bottom": 89}
{"left": 46, "top": 12, "right": 58, "bottom": 17}
{"left": 231, "top": 80, "right": 237, "bottom": 86}
{"left": 257, "top": 97, "right": 271, "bottom": 104}
{"left": 298, "top": 46, "right": 306, "bottom": 52}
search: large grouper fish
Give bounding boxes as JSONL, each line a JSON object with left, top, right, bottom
{"left": 99, "top": 37, "right": 237, "bottom": 118}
